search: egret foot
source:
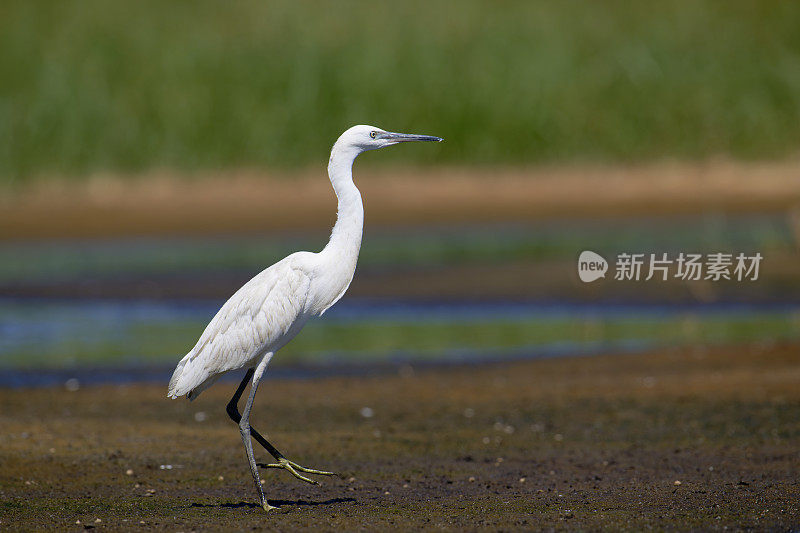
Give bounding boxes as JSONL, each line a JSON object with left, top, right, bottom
{"left": 262, "top": 500, "right": 277, "bottom": 512}
{"left": 258, "top": 457, "right": 336, "bottom": 485}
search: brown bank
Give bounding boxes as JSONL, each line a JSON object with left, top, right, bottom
{"left": 1, "top": 342, "right": 798, "bottom": 530}
{"left": 4, "top": 160, "right": 800, "bottom": 241}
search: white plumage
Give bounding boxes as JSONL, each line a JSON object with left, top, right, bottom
{"left": 168, "top": 254, "right": 312, "bottom": 400}
{"left": 166, "top": 124, "right": 442, "bottom": 511}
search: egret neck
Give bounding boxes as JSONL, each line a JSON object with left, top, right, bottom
{"left": 318, "top": 141, "right": 364, "bottom": 309}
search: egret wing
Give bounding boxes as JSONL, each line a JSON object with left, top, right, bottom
{"left": 168, "top": 258, "right": 311, "bottom": 398}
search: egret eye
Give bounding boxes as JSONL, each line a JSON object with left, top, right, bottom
{"left": 370, "top": 131, "right": 377, "bottom": 139}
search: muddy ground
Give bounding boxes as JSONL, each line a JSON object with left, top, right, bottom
{"left": 1, "top": 342, "right": 798, "bottom": 531}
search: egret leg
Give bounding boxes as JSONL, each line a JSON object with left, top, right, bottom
{"left": 226, "top": 367, "right": 336, "bottom": 487}
{"left": 226, "top": 368, "right": 285, "bottom": 461}
{"left": 236, "top": 355, "right": 275, "bottom": 511}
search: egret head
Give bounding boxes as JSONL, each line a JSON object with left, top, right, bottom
{"left": 337, "top": 125, "right": 443, "bottom": 152}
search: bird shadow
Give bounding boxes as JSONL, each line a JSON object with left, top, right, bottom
{"left": 190, "top": 497, "right": 356, "bottom": 511}
{"left": 270, "top": 497, "right": 357, "bottom": 508}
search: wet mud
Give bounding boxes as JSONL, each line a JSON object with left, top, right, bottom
{"left": 1, "top": 342, "right": 798, "bottom": 530}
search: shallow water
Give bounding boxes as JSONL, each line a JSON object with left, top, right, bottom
{"left": 0, "top": 214, "right": 794, "bottom": 285}
{"left": 1, "top": 215, "right": 798, "bottom": 386}
{"left": 1, "top": 297, "right": 798, "bottom": 387}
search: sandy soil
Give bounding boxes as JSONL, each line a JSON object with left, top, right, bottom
{"left": 1, "top": 342, "right": 798, "bottom": 530}
{"left": 3, "top": 160, "right": 800, "bottom": 240}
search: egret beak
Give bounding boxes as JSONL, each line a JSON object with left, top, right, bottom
{"left": 382, "top": 131, "right": 443, "bottom": 143}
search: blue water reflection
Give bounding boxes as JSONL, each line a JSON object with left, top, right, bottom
{"left": 1, "top": 297, "right": 798, "bottom": 387}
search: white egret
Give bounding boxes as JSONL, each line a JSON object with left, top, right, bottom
{"left": 167, "top": 125, "right": 442, "bottom": 511}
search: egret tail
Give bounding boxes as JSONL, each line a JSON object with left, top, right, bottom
{"left": 167, "top": 353, "right": 219, "bottom": 400}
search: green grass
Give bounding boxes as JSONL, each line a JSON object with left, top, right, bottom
{"left": 2, "top": 1, "right": 800, "bottom": 182}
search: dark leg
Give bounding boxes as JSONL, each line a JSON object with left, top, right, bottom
{"left": 226, "top": 367, "right": 336, "bottom": 485}
{"left": 226, "top": 368, "right": 286, "bottom": 462}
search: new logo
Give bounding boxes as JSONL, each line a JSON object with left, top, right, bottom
{"left": 578, "top": 250, "right": 608, "bottom": 283}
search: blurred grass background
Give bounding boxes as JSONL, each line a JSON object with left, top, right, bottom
{"left": 1, "top": 1, "right": 800, "bottom": 182}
